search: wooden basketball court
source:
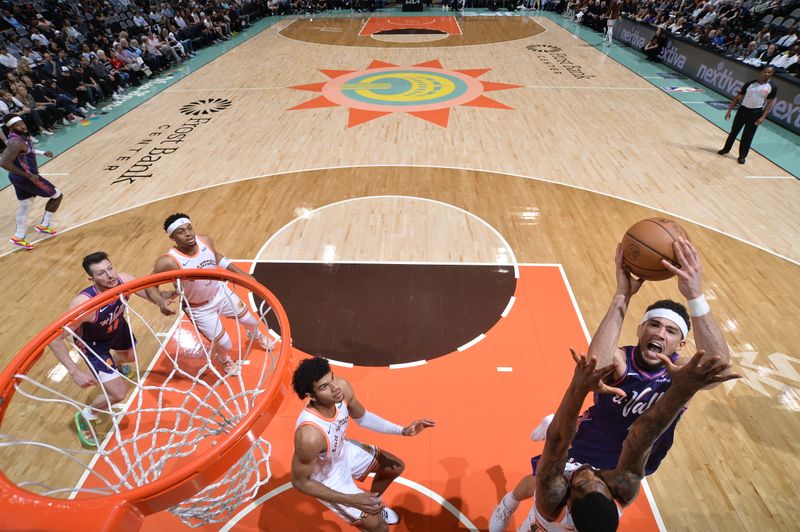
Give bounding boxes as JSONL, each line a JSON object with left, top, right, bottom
{"left": 0, "top": 13, "right": 798, "bottom": 532}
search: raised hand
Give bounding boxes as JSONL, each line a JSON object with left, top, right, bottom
{"left": 615, "top": 243, "right": 645, "bottom": 299}
{"left": 657, "top": 350, "right": 739, "bottom": 396}
{"left": 71, "top": 370, "right": 98, "bottom": 388}
{"left": 661, "top": 237, "right": 703, "bottom": 299}
{"left": 569, "top": 348, "right": 626, "bottom": 398}
{"left": 349, "top": 492, "right": 385, "bottom": 514}
{"left": 402, "top": 418, "right": 436, "bottom": 436}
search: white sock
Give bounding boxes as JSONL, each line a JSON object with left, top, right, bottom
{"left": 41, "top": 210, "right": 54, "bottom": 226}
{"left": 82, "top": 406, "right": 99, "bottom": 421}
{"left": 15, "top": 200, "right": 32, "bottom": 238}
{"left": 502, "top": 492, "right": 521, "bottom": 512}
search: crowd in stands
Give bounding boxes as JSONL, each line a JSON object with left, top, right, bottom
{"left": 548, "top": 0, "right": 799, "bottom": 77}
{"left": 0, "top": 0, "right": 262, "bottom": 143}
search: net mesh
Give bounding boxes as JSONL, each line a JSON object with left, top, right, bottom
{"left": 0, "top": 274, "right": 286, "bottom": 528}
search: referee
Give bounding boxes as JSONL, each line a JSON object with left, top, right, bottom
{"left": 717, "top": 65, "right": 777, "bottom": 164}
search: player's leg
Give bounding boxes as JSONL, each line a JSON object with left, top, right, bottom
{"left": 188, "top": 303, "right": 238, "bottom": 374}
{"left": 720, "top": 109, "right": 746, "bottom": 154}
{"left": 358, "top": 512, "right": 389, "bottom": 532}
{"left": 347, "top": 440, "right": 400, "bottom": 525}
{"left": 369, "top": 450, "right": 405, "bottom": 496}
{"left": 75, "top": 347, "right": 129, "bottom": 446}
{"left": 219, "top": 287, "right": 275, "bottom": 351}
{"left": 489, "top": 474, "right": 536, "bottom": 532}
{"left": 35, "top": 186, "right": 63, "bottom": 235}
{"left": 8, "top": 179, "right": 36, "bottom": 249}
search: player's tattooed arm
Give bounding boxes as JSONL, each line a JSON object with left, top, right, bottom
{"left": 610, "top": 351, "right": 739, "bottom": 506}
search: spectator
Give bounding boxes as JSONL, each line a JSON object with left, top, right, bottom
{"left": 644, "top": 26, "right": 668, "bottom": 61}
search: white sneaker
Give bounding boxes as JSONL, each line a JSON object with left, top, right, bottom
{"left": 62, "top": 117, "right": 70, "bottom": 126}
{"left": 249, "top": 331, "right": 277, "bottom": 352}
{"left": 31, "top": 136, "right": 39, "bottom": 144}
{"left": 380, "top": 506, "right": 399, "bottom": 525}
{"left": 530, "top": 413, "right": 554, "bottom": 441}
{"left": 78, "top": 106, "right": 89, "bottom": 114}
{"left": 42, "top": 129, "right": 54, "bottom": 136}
{"left": 86, "top": 102, "right": 96, "bottom": 110}
{"left": 489, "top": 501, "right": 514, "bottom": 532}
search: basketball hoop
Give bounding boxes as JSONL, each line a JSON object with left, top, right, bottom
{"left": 0, "top": 270, "right": 292, "bottom": 531}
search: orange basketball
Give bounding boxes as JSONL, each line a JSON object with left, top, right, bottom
{"left": 620, "top": 218, "right": 689, "bottom": 281}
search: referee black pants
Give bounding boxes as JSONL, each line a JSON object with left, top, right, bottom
{"left": 722, "top": 106, "right": 762, "bottom": 159}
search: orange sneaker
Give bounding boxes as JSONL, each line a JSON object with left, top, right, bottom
{"left": 34, "top": 224, "right": 58, "bottom": 235}
{"left": 9, "top": 236, "right": 34, "bottom": 250}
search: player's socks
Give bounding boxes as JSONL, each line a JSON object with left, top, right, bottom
{"left": 221, "top": 357, "right": 239, "bottom": 375}
{"left": 75, "top": 411, "right": 98, "bottom": 447}
{"left": 34, "top": 224, "right": 58, "bottom": 235}
{"left": 9, "top": 237, "right": 34, "bottom": 250}
{"left": 530, "top": 413, "right": 554, "bottom": 441}
{"left": 489, "top": 493, "right": 520, "bottom": 532}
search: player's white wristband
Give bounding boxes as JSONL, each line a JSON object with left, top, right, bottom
{"left": 687, "top": 294, "right": 710, "bottom": 317}
{"left": 354, "top": 410, "right": 403, "bottom": 435}
{"left": 34, "top": 149, "right": 46, "bottom": 155}
{"left": 218, "top": 257, "right": 232, "bottom": 270}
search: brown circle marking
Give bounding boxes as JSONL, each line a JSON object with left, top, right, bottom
{"left": 280, "top": 17, "right": 545, "bottom": 47}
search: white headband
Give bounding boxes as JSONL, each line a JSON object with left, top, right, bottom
{"left": 641, "top": 308, "right": 688, "bottom": 339}
{"left": 166, "top": 217, "right": 191, "bottom": 236}
{"left": 5, "top": 116, "right": 23, "bottom": 126}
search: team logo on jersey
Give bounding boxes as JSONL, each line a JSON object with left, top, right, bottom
{"left": 179, "top": 98, "right": 233, "bottom": 116}
{"left": 289, "top": 60, "right": 521, "bottom": 128}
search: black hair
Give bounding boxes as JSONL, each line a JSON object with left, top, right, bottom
{"left": 646, "top": 300, "right": 691, "bottom": 335}
{"left": 292, "top": 357, "right": 331, "bottom": 399}
{"left": 571, "top": 492, "right": 619, "bottom": 532}
{"left": 4, "top": 113, "right": 18, "bottom": 125}
{"left": 82, "top": 251, "right": 110, "bottom": 275}
{"left": 163, "top": 212, "right": 190, "bottom": 233}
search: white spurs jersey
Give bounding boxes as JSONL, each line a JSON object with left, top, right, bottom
{"left": 295, "top": 401, "right": 350, "bottom": 481}
{"left": 167, "top": 236, "right": 222, "bottom": 306}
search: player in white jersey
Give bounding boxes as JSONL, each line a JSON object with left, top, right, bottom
{"left": 291, "top": 357, "right": 435, "bottom": 531}
{"left": 148, "top": 212, "right": 273, "bottom": 374}
{"left": 517, "top": 348, "right": 737, "bottom": 532}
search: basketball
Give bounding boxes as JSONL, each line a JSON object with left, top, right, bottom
{"left": 620, "top": 218, "right": 689, "bottom": 281}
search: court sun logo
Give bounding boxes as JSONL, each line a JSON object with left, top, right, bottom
{"left": 179, "top": 98, "right": 233, "bottom": 116}
{"left": 288, "top": 60, "right": 521, "bottom": 128}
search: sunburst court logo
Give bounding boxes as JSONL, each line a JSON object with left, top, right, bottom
{"left": 288, "top": 60, "right": 521, "bottom": 128}
{"left": 180, "top": 98, "right": 233, "bottom": 116}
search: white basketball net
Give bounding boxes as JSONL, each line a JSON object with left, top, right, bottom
{"left": 0, "top": 278, "right": 284, "bottom": 528}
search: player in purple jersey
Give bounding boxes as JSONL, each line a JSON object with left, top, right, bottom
{"left": 48, "top": 252, "right": 174, "bottom": 447}
{"left": 528, "top": 348, "right": 737, "bottom": 532}
{"left": 0, "top": 114, "right": 62, "bottom": 250}
{"left": 490, "top": 237, "right": 732, "bottom": 531}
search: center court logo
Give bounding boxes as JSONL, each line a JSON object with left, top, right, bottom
{"left": 288, "top": 59, "right": 521, "bottom": 128}
{"left": 179, "top": 98, "right": 233, "bottom": 116}
{"left": 526, "top": 44, "right": 595, "bottom": 80}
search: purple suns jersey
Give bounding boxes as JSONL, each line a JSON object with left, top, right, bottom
{"left": 7, "top": 131, "right": 38, "bottom": 178}
{"left": 568, "top": 345, "right": 683, "bottom": 475}
{"left": 78, "top": 280, "right": 128, "bottom": 344}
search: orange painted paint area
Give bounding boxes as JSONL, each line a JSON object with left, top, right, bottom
{"left": 77, "top": 264, "right": 659, "bottom": 531}
{"left": 359, "top": 17, "right": 463, "bottom": 36}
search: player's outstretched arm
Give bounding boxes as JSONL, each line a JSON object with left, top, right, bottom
{"left": 48, "top": 295, "right": 98, "bottom": 388}
{"left": 341, "top": 377, "right": 436, "bottom": 436}
{"left": 536, "top": 349, "right": 625, "bottom": 519}
{"left": 661, "top": 238, "right": 731, "bottom": 380}
{"left": 603, "top": 351, "right": 739, "bottom": 506}
{"left": 145, "top": 256, "right": 179, "bottom": 315}
{"left": 587, "top": 244, "right": 644, "bottom": 378}
{"left": 292, "top": 426, "right": 384, "bottom": 514}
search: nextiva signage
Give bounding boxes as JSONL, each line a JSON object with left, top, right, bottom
{"left": 614, "top": 18, "right": 800, "bottom": 134}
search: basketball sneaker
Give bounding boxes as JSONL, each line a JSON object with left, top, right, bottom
{"left": 381, "top": 506, "right": 399, "bottom": 525}
{"left": 489, "top": 501, "right": 514, "bottom": 532}
{"left": 74, "top": 412, "right": 98, "bottom": 448}
{"left": 119, "top": 364, "right": 132, "bottom": 378}
{"left": 222, "top": 357, "right": 240, "bottom": 376}
{"left": 34, "top": 224, "right": 58, "bottom": 235}
{"left": 249, "top": 331, "right": 277, "bottom": 352}
{"left": 530, "top": 413, "right": 554, "bottom": 441}
{"left": 9, "top": 236, "right": 34, "bottom": 250}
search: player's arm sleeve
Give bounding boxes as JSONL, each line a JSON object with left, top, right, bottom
{"left": 353, "top": 410, "right": 403, "bottom": 435}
